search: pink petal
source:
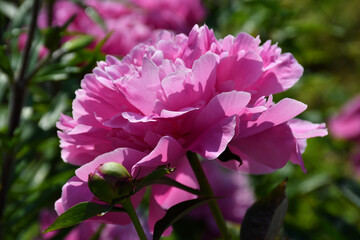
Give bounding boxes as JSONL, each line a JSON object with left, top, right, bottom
{"left": 191, "top": 52, "right": 218, "bottom": 102}
{"left": 119, "top": 57, "right": 161, "bottom": 115}
{"left": 232, "top": 33, "right": 261, "bottom": 53}
{"left": 148, "top": 196, "right": 173, "bottom": 236}
{"left": 190, "top": 116, "right": 237, "bottom": 160}
{"left": 59, "top": 176, "right": 93, "bottom": 212}
{"left": 194, "top": 91, "right": 251, "bottom": 130}
{"left": 217, "top": 51, "right": 263, "bottom": 91}
{"left": 132, "top": 136, "right": 185, "bottom": 177}
{"left": 76, "top": 148, "right": 147, "bottom": 182}
{"left": 250, "top": 53, "right": 303, "bottom": 99}
{"left": 220, "top": 157, "right": 278, "bottom": 174}
{"left": 159, "top": 107, "right": 199, "bottom": 118}
{"left": 288, "top": 118, "right": 328, "bottom": 139}
{"left": 152, "top": 155, "right": 198, "bottom": 209}
{"left": 239, "top": 98, "right": 307, "bottom": 138}
{"left": 231, "top": 123, "right": 297, "bottom": 172}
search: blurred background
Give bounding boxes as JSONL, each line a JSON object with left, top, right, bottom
{"left": 1, "top": 0, "right": 360, "bottom": 239}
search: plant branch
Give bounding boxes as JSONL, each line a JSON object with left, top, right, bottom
{"left": 121, "top": 198, "right": 147, "bottom": 240}
{"left": 186, "top": 151, "right": 230, "bottom": 240}
{"left": 0, "top": 0, "right": 41, "bottom": 235}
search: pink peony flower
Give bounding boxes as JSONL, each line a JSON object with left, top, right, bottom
{"left": 58, "top": 25, "right": 327, "bottom": 173}
{"left": 37, "top": 0, "right": 205, "bottom": 56}
{"left": 57, "top": 24, "right": 327, "bottom": 231}
{"left": 329, "top": 95, "right": 360, "bottom": 141}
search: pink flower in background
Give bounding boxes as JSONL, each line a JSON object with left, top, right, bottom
{"left": 330, "top": 95, "right": 360, "bottom": 175}
{"left": 37, "top": 0, "right": 205, "bottom": 56}
{"left": 329, "top": 95, "right": 360, "bottom": 141}
{"left": 190, "top": 161, "right": 254, "bottom": 224}
{"left": 132, "top": 0, "right": 205, "bottom": 33}
{"left": 18, "top": 33, "right": 49, "bottom": 58}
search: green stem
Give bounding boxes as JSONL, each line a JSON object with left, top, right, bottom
{"left": 121, "top": 198, "right": 147, "bottom": 240}
{"left": 187, "top": 151, "right": 230, "bottom": 240}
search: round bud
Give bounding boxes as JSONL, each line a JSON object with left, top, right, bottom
{"left": 88, "top": 162, "right": 133, "bottom": 203}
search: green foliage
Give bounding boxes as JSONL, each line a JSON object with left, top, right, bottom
{"left": 153, "top": 197, "right": 215, "bottom": 240}
{"left": 0, "top": 45, "right": 13, "bottom": 80}
{"left": 240, "top": 180, "right": 288, "bottom": 240}
{"left": 62, "top": 35, "right": 95, "bottom": 52}
{"left": 44, "top": 202, "right": 123, "bottom": 233}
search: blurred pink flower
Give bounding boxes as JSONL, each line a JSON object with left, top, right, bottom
{"left": 329, "top": 95, "right": 360, "bottom": 141}
{"left": 132, "top": 0, "right": 205, "bottom": 33}
{"left": 190, "top": 161, "right": 255, "bottom": 224}
{"left": 37, "top": 0, "right": 205, "bottom": 56}
{"left": 329, "top": 95, "right": 360, "bottom": 175}
{"left": 18, "top": 33, "right": 49, "bottom": 59}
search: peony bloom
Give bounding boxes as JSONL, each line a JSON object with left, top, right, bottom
{"left": 37, "top": 0, "right": 205, "bottom": 56}
{"left": 58, "top": 24, "right": 327, "bottom": 173}
{"left": 57, "top": 24, "right": 327, "bottom": 231}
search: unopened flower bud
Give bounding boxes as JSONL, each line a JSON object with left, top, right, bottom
{"left": 88, "top": 162, "right": 133, "bottom": 203}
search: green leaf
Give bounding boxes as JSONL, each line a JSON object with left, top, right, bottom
{"left": 336, "top": 177, "right": 360, "bottom": 208}
{"left": 0, "top": 0, "right": 18, "bottom": 19}
{"left": 9, "top": 0, "right": 33, "bottom": 28}
{"left": 84, "top": 7, "right": 107, "bottom": 31}
{"left": 34, "top": 73, "right": 68, "bottom": 82}
{"left": 134, "top": 166, "right": 175, "bottom": 193}
{"left": 60, "top": 14, "right": 77, "bottom": 32}
{"left": 318, "top": 209, "right": 360, "bottom": 240}
{"left": 38, "top": 93, "right": 68, "bottom": 130}
{"left": 43, "top": 27, "right": 62, "bottom": 52}
{"left": 0, "top": 45, "right": 14, "bottom": 80}
{"left": 62, "top": 35, "right": 94, "bottom": 52}
{"left": 44, "top": 202, "right": 118, "bottom": 233}
{"left": 240, "top": 180, "right": 288, "bottom": 240}
{"left": 153, "top": 197, "right": 214, "bottom": 240}
{"left": 94, "top": 31, "right": 113, "bottom": 54}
